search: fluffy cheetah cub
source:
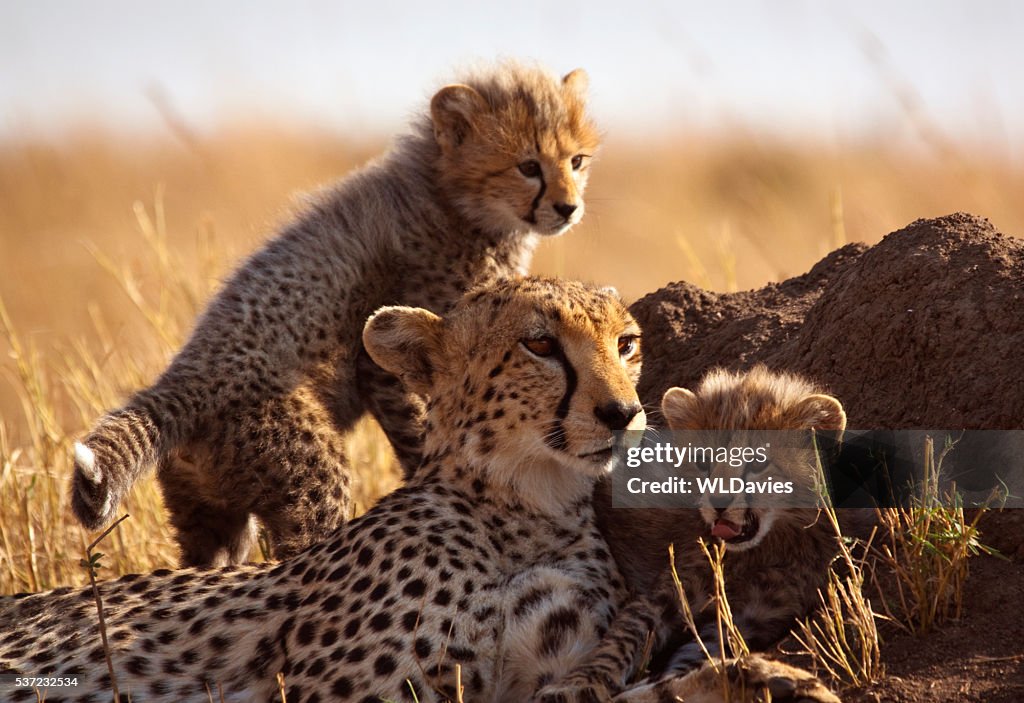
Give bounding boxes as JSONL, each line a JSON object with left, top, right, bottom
{"left": 71, "top": 62, "right": 600, "bottom": 566}
{"left": 2, "top": 283, "right": 831, "bottom": 703}
{"left": 539, "top": 366, "right": 845, "bottom": 701}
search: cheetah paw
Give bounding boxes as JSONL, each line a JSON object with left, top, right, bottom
{"left": 730, "top": 654, "right": 841, "bottom": 702}
{"left": 612, "top": 655, "right": 840, "bottom": 703}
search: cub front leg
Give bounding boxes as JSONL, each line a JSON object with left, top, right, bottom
{"left": 356, "top": 348, "right": 427, "bottom": 477}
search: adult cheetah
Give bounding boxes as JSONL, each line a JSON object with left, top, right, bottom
{"left": 2, "top": 282, "right": 835, "bottom": 703}
{"left": 538, "top": 366, "right": 846, "bottom": 701}
{"left": 71, "top": 61, "right": 600, "bottom": 566}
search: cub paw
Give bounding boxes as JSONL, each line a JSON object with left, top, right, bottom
{"left": 728, "top": 655, "right": 841, "bottom": 703}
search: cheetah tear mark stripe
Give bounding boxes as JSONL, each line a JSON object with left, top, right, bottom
{"left": 544, "top": 347, "right": 577, "bottom": 451}
{"left": 525, "top": 135, "right": 546, "bottom": 225}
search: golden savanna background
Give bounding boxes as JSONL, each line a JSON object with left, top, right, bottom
{"left": 1, "top": 2, "right": 1023, "bottom": 593}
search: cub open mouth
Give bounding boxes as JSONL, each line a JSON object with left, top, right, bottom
{"left": 710, "top": 513, "right": 760, "bottom": 544}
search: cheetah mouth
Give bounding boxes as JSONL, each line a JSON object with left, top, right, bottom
{"left": 527, "top": 218, "right": 574, "bottom": 236}
{"left": 711, "top": 513, "right": 760, "bottom": 545}
{"left": 577, "top": 447, "right": 614, "bottom": 463}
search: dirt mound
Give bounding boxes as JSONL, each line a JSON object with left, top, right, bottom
{"left": 629, "top": 213, "right": 1024, "bottom": 702}
{"left": 631, "top": 212, "right": 1024, "bottom": 430}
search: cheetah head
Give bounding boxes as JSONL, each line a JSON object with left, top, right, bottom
{"left": 430, "top": 63, "right": 599, "bottom": 237}
{"left": 363, "top": 277, "right": 645, "bottom": 513}
{"left": 660, "top": 366, "right": 846, "bottom": 552}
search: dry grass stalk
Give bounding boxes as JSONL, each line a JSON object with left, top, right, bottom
{"left": 790, "top": 433, "right": 884, "bottom": 686}
{"left": 81, "top": 513, "right": 131, "bottom": 703}
{"left": 276, "top": 672, "right": 287, "bottom": 702}
{"left": 668, "top": 539, "right": 750, "bottom": 700}
{"left": 789, "top": 511, "right": 884, "bottom": 686}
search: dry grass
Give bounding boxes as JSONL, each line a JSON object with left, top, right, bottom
{"left": 791, "top": 434, "right": 1001, "bottom": 688}
{"left": 790, "top": 506, "right": 885, "bottom": 687}
{"left": 0, "top": 125, "right": 1021, "bottom": 595}
{"left": 669, "top": 539, "right": 752, "bottom": 700}
{"left": 0, "top": 178, "right": 400, "bottom": 594}
{"left": 869, "top": 436, "right": 1001, "bottom": 635}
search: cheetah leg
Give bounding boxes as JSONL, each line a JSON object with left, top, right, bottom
{"left": 356, "top": 348, "right": 427, "bottom": 478}
{"left": 246, "top": 389, "right": 352, "bottom": 560}
{"left": 258, "top": 454, "right": 350, "bottom": 561}
{"left": 157, "top": 388, "right": 351, "bottom": 565}
{"left": 159, "top": 462, "right": 261, "bottom": 567}
{"left": 611, "top": 655, "right": 841, "bottom": 703}
{"left": 532, "top": 594, "right": 673, "bottom": 703}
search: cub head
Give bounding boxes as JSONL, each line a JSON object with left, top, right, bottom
{"left": 363, "top": 277, "right": 645, "bottom": 513}
{"left": 430, "top": 63, "right": 599, "bottom": 237}
{"left": 661, "top": 366, "right": 846, "bottom": 551}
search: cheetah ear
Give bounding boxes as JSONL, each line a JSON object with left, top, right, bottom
{"left": 562, "top": 68, "right": 589, "bottom": 100}
{"left": 660, "top": 387, "right": 700, "bottom": 430}
{"left": 791, "top": 393, "right": 847, "bottom": 433}
{"left": 431, "top": 84, "right": 488, "bottom": 152}
{"left": 363, "top": 306, "right": 443, "bottom": 395}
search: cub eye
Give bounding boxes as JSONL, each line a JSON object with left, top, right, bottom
{"left": 518, "top": 160, "right": 542, "bottom": 178}
{"left": 571, "top": 154, "right": 585, "bottom": 170}
{"left": 747, "top": 458, "right": 770, "bottom": 473}
{"left": 618, "top": 335, "right": 640, "bottom": 358}
{"left": 522, "top": 336, "right": 557, "bottom": 357}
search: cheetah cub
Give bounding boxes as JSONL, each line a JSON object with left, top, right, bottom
{"left": 71, "top": 62, "right": 600, "bottom": 566}
{"left": 3, "top": 282, "right": 834, "bottom": 703}
{"left": 539, "top": 366, "right": 846, "bottom": 701}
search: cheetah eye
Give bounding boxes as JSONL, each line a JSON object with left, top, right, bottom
{"left": 618, "top": 335, "right": 640, "bottom": 358}
{"left": 571, "top": 154, "right": 586, "bottom": 170}
{"left": 522, "top": 336, "right": 558, "bottom": 358}
{"left": 518, "top": 160, "right": 542, "bottom": 178}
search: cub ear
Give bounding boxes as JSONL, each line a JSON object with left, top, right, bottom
{"left": 792, "top": 393, "right": 847, "bottom": 432}
{"left": 562, "top": 68, "right": 589, "bottom": 100}
{"left": 660, "top": 387, "right": 700, "bottom": 430}
{"left": 363, "top": 306, "right": 444, "bottom": 395}
{"left": 431, "top": 84, "right": 488, "bottom": 152}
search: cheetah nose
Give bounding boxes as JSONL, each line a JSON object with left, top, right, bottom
{"left": 594, "top": 400, "right": 643, "bottom": 431}
{"left": 553, "top": 202, "right": 578, "bottom": 220}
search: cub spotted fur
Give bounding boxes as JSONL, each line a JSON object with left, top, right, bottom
{"left": 539, "top": 366, "right": 846, "bottom": 701}
{"left": 71, "top": 62, "right": 599, "bottom": 566}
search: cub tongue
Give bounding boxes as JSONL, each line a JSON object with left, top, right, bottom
{"left": 711, "top": 518, "right": 742, "bottom": 540}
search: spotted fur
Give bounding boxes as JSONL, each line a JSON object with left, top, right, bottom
{"left": 5, "top": 278, "right": 648, "bottom": 702}
{"left": 536, "top": 366, "right": 846, "bottom": 701}
{"left": 70, "top": 62, "right": 601, "bottom": 566}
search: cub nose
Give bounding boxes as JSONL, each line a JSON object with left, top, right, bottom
{"left": 594, "top": 400, "right": 643, "bottom": 431}
{"left": 553, "top": 202, "right": 578, "bottom": 220}
{"left": 711, "top": 495, "right": 733, "bottom": 511}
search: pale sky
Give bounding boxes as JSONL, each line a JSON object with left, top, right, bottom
{"left": 2, "top": 0, "right": 1022, "bottom": 152}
